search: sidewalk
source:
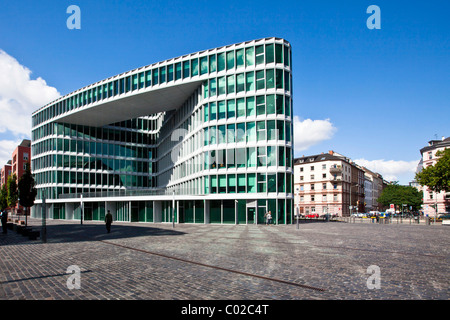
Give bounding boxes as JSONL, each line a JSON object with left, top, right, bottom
{"left": 1, "top": 218, "right": 449, "bottom": 300}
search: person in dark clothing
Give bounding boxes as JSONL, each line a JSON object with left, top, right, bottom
{"left": 105, "top": 210, "right": 113, "bottom": 233}
{"left": 1, "top": 210, "right": 8, "bottom": 234}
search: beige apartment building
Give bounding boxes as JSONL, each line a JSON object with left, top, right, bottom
{"left": 419, "top": 136, "right": 450, "bottom": 217}
{"left": 293, "top": 150, "right": 365, "bottom": 217}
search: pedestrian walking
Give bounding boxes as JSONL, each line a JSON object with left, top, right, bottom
{"left": 267, "top": 211, "right": 272, "bottom": 225}
{"left": 105, "top": 210, "right": 113, "bottom": 233}
{"left": 1, "top": 210, "right": 8, "bottom": 234}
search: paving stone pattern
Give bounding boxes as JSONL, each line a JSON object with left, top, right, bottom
{"left": 0, "top": 219, "right": 448, "bottom": 300}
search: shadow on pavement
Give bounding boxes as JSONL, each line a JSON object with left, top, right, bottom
{"left": 1, "top": 221, "right": 186, "bottom": 246}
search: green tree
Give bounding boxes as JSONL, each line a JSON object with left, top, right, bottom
{"left": 415, "top": 148, "right": 450, "bottom": 193}
{"left": 7, "top": 174, "right": 18, "bottom": 214}
{"left": 0, "top": 183, "right": 8, "bottom": 210}
{"left": 377, "top": 184, "right": 423, "bottom": 212}
{"left": 18, "top": 163, "right": 37, "bottom": 226}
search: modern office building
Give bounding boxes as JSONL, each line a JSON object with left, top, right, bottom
{"left": 30, "top": 37, "right": 294, "bottom": 224}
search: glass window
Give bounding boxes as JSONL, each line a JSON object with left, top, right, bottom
{"left": 285, "top": 96, "right": 291, "bottom": 117}
{"left": 268, "top": 174, "right": 276, "bottom": 192}
{"left": 278, "top": 146, "right": 285, "bottom": 166}
{"left": 278, "top": 173, "right": 285, "bottom": 193}
{"left": 266, "top": 95, "right": 275, "bottom": 114}
{"left": 284, "top": 70, "right": 290, "bottom": 91}
{"left": 203, "top": 80, "right": 208, "bottom": 98}
{"left": 237, "top": 174, "right": 246, "bottom": 193}
{"left": 218, "top": 101, "right": 226, "bottom": 120}
{"left": 191, "top": 58, "right": 199, "bottom": 76}
{"left": 246, "top": 72, "right": 254, "bottom": 91}
{"left": 152, "top": 69, "right": 159, "bottom": 85}
{"left": 218, "top": 125, "right": 226, "bottom": 144}
{"left": 256, "top": 96, "right": 265, "bottom": 116}
{"left": 228, "top": 174, "right": 236, "bottom": 193}
{"left": 217, "top": 53, "right": 225, "bottom": 71}
{"left": 245, "top": 47, "right": 254, "bottom": 66}
{"left": 159, "top": 67, "right": 166, "bottom": 83}
{"left": 210, "top": 175, "right": 217, "bottom": 193}
{"left": 183, "top": 61, "right": 190, "bottom": 78}
{"left": 227, "top": 149, "right": 235, "bottom": 168}
{"left": 265, "top": 44, "right": 274, "bottom": 64}
{"left": 210, "top": 102, "right": 216, "bottom": 121}
{"left": 218, "top": 76, "right": 226, "bottom": 95}
{"left": 267, "top": 146, "right": 276, "bottom": 167}
{"left": 200, "top": 56, "right": 208, "bottom": 75}
{"left": 257, "top": 121, "right": 266, "bottom": 141}
{"left": 227, "top": 99, "right": 235, "bottom": 118}
{"left": 285, "top": 120, "right": 291, "bottom": 142}
{"left": 276, "top": 94, "right": 284, "bottom": 115}
{"left": 246, "top": 97, "right": 255, "bottom": 117}
{"left": 247, "top": 147, "right": 256, "bottom": 167}
{"left": 210, "top": 78, "right": 217, "bottom": 97}
{"left": 256, "top": 70, "right": 265, "bottom": 90}
{"left": 258, "top": 173, "right": 266, "bottom": 193}
{"left": 276, "top": 69, "right": 283, "bottom": 89}
{"left": 139, "top": 73, "right": 145, "bottom": 89}
{"left": 236, "top": 49, "right": 244, "bottom": 68}
{"left": 246, "top": 122, "right": 256, "bottom": 142}
{"left": 145, "top": 70, "right": 151, "bottom": 87}
{"left": 257, "top": 146, "right": 266, "bottom": 166}
{"left": 255, "top": 45, "right": 264, "bottom": 65}
{"left": 275, "top": 44, "right": 283, "bottom": 64}
{"left": 247, "top": 173, "right": 256, "bottom": 193}
{"left": 227, "top": 75, "right": 235, "bottom": 94}
{"left": 175, "top": 62, "right": 182, "bottom": 80}
{"left": 236, "top": 123, "right": 245, "bottom": 143}
{"left": 227, "top": 124, "right": 235, "bottom": 143}
{"left": 267, "top": 120, "right": 276, "bottom": 140}
{"left": 204, "top": 127, "right": 209, "bottom": 146}
{"left": 167, "top": 65, "right": 174, "bottom": 82}
{"left": 226, "top": 51, "right": 235, "bottom": 70}
{"left": 236, "top": 73, "right": 245, "bottom": 93}
{"left": 209, "top": 54, "right": 216, "bottom": 72}
{"left": 219, "top": 175, "right": 226, "bottom": 193}
{"left": 236, "top": 148, "right": 245, "bottom": 167}
{"left": 266, "top": 69, "right": 275, "bottom": 89}
{"left": 284, "top": 46, "right": 290, "bottom": 67}
{"left": 237, "top": 98, "right": 245, "bottom": 118}
{"left": 277, "top": 120, "right": 285, "bottom": 140}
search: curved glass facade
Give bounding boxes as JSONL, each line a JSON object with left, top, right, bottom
{"left": 31, "top": 37, "right": 294, "bottom": 224}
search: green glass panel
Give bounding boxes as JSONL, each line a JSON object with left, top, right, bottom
{"left": 278, "top": 172, "right": 285, "bottom": 193}
{"left": 255, "top": 45, "right": 264, "bottom": 65}
{"left": 266, "top": 69, "right": 275, "bottom": 89}
{"left": 266, "top": 95, "right": 275, "bottom": 114}
{"left": 175, "top": 62, "right": 182, "bottom": 80}
{"left": 236, "top": 123, "right": 245, "bottom": 143}
{"left": 211, "top": 175, "right": 217, "bottom": 193}
{"left": 237, "top": 174, "right": 246, "bottom": 193}
{"left": 218, "top": 76, "right": 226, "bottom": 95}
{"left": 218, "top": 124, "right": 225, "bottom": 143}
{"left": 226, "top": 51, "right": 235, "bottom": 70}
{"left": 277, "top": 120, "right": 285, "bottom": 140}
{"left": 210, "top": 200, "right": 221, "bottom": 223}
{"left": 245, "top": 47, "right": 254, "bottom": 66}
{"left": 218, "top": 101, "right": 226, "bottom": 120}
{"left": 246, "top": 97, "right": 255, "bottom": 117}
{"left": 227, "top": 99, "right": 235, "bottom": 118}
{"left": 183, "top": 61, "right": 190, "bottom": 78}
{"left": 258, "top": 173, "right": 266, "bottom": 193}
{"left": 257, "top": 121, "right": 266, "bottom": 141}
{"left": 237, "top": 98, "right": 245, "bottom": 117}
{"left": 219, "top": 174, "right": 226, "bottom": 193}
{"left": 236, "top": 73, "right": 244, "bottom": 93}
{"left": 209, "top": 54, "right": 216, "bottom": 72}
{"left": 191, "top": 58, "right": 199, "bottom": 76}
{"left": 257, "top": 146, "right": 266, "bottom": 167}
{"left": 200, "top": 56, "right": 208, "bottom": 75}
{"left": 256, "top": 96, "right": 265, "bottom": 116}
{"left": 210, "top": 102, "right": 216, "bottom": 120}
{"left": 267, "top": 120, "right": 276, "bottom": 140}
{"left": 227, "top": 75, "right": 235, "bottom": 94}
{"left": 275, "top": 44, "right": 283, "bottom": 64}
{"left": 236, "top": 148, "right": 245, "bottom": 168}
{"left": 204, "top": 80, "right": 209, "bottom": 98}
{"left": 284, "top": 46, "right": 290, "bottom": 67}
{"left": 204, "top": 104, "right": 209, "bottom": 122}
{"left": 247, "top": 147, "right": 256, "bottom": 167}
{"left": 160, "top": 67, "right": 166, "bottom": 83}
{"left": 246, "top": 72, "right": 254, "bottom": 91}
{"left": 236, "top": 49, "right": 244, "bottom": 69}
{"left": 247, "top": 173, "right": 256, "bottom": 193}
{"left": 265, "top": 44, "right": 274, "bottom": 63}
{"left": 278, "top": 146, "right": 285, "bottom": 166}
{"left": 267, "top": 146, "right": 276, "bottom": 167}
{"left": 276, "top": 69, "right": 283, "bottom": 89}
{"left": 246, "top": 122, "right": 256, "bottom": 142}
{"left": 268, "top": 174, "right": 277, "bottom": 192}
{"left": 167, "top": 65, "right": 174, "bottom": 81}
{"left": 210, "top": 78, "right": 216, "bottom": 97}
{"left": 217, "top": 53, "right": 225, "bottom": 71}
{"left": 223, "top": 200, "right": 235, "bottom": 223}
{"left": 276, "top": 94, "right": 284, "bottom": 115}
{"left": 256, "top": 70, "right": 265, "bottom": 90}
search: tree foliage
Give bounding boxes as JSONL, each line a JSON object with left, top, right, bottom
{"left": 18, "top": 162, "right": 37, "bottom": 209}
{"left": 415, "top": 148, "right": 450, "bottom": 193}
{"left": 377, "top": 184, "right": 423, "bottom": 211}
{"left": 0, "top": 184, "right": 8, "bottom": 210}
{"left": 7, "top": 174, "right": 18, "bottom": 212}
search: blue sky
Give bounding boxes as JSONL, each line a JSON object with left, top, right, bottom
{"left": 0, "top": 0, "right": 449, "bottom": 184}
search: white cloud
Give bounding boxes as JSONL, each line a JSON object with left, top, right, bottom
{"left": 293, "top": 116, "right": 337, "bottom": 152}
{"left": 0, "top": 50, "right": 60, "bottom": 166}
{"left": 0, "top": 49, "right": 60, "bottom": 137}
{"left": 354, "top": 158, "right": 420, "bottom": 182}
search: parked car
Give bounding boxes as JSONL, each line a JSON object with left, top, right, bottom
{"left": 305, "top": 214, "right": 319, "bottom": 218}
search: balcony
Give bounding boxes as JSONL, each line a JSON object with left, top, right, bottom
{"left": 329, "top": 165, "right": 343, "bottom": 174}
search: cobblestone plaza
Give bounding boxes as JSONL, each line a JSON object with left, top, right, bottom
{"left": 0, "top": 219, "right": 448, "bottom": 301}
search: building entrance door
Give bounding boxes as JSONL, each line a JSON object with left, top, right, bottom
{"left": 247, "top": 207, "right": 256, "bottom": 224}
